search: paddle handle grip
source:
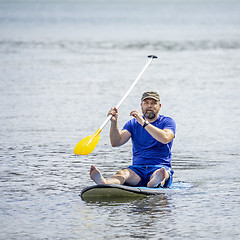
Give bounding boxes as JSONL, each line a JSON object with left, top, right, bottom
{"left": 99, "top": 55, "right": 157, "bottom": 130}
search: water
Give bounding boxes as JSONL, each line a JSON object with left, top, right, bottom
{"left": 0, "top": 0, "right": 240, "bottom": 239}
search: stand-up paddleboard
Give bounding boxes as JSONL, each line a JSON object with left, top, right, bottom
{"left": 81, "top": 182, "right": 192, "bottom": 201}
{"left": 81, "top": 184, "right": 169, "bottom": 201}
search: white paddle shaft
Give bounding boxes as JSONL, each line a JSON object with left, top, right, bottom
{"left": 99, "top": 55, "right": 157, "bottom": 131}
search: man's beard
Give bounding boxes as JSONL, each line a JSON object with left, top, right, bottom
{"left": 144, "top": 111, "right": 156, "bottom": 119}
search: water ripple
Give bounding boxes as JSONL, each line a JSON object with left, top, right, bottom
{"left": 1, "top": 39, "right": 240, "bottom": 53}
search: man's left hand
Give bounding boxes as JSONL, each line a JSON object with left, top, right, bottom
{"left": 130, "top": 110, "right": 144, "bottom": 126}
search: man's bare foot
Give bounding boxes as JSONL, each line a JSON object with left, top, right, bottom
{"left": 90, "top": 165, "right": 107, "bottom": 185}
{"left": 147, "top": 167, "right": 169, "bottom": 188}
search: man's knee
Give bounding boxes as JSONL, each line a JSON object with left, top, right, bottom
{"left": 114, "top": 169, "right": 129, "bottom": 181}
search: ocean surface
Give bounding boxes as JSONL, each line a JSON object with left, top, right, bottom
{"left": 0, "top": 0, "right": 240, "bottom": 239}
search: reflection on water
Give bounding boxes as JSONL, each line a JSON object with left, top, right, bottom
{"left": 129, "top": 195, "right": 171, "bottom": 215}
{"left": 80, "top": 194, "right": 173, "bottom": 239}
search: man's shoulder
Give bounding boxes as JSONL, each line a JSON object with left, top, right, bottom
{"left": 123, "top": 117, "right": 138, "bottom": 131}
{"left": 127, "top": 117, "right": 138, "bottom": 124}
{"left": 159, "top": 115, "right": 175, "bottom": 122}
{"left": 158, "top": 115, "right": 176, "bottom": 128}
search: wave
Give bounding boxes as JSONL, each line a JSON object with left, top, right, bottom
{"left": 1, "top": 39, "right": 240, "bottom": 52}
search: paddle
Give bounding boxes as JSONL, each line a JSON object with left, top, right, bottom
{"left": 74, "top": 55, "right": 157, "bottom": 155}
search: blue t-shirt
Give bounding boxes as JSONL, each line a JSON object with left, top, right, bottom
{"left": 123, "top": 115, "right": 176, "bottom": 167}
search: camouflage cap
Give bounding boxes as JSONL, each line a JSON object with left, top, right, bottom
{"left": 141, "top": 91, "right": 160, "bottom": 102}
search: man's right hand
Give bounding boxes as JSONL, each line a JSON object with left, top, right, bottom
{"left": 108, "top": 107, "right": 118, "bottom": 122}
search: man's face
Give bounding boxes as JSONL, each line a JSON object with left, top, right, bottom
{"left": 141, "top": 98, "right": 161, "bottom": 120}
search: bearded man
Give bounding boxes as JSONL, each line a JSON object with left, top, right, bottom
{"left": 90, "top": 91, "right": 176, "bottom": 188}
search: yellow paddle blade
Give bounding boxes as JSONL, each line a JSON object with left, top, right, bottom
{"left": 74, "top": 129, "right": 101, "bottom": 155}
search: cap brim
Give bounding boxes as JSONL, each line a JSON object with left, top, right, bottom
{"left": 141, "top": 96, "right": 160, "bottom": 101}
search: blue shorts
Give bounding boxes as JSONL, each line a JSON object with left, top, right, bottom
{"left": 125, "top": 165, "right": 174, "bottom": 188}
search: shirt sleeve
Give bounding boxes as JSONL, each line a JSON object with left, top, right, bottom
{"left": 122, "top": 119, "right": 134, "bottom": 135}
{"left": 163, "top": 117, "right": 176, "bottom": 136}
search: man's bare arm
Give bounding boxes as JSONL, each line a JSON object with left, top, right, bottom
{"left": 110, "top": 127, "right": 131, "bottom": 147}
{"left": 130, "top": 110, "right": 174, "bottom": 144}
{"left": 108, "top": 107, "right": 131, "bottom": 147}
{"left": 144, "top": 125, "right": 174, "bottom": 144}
